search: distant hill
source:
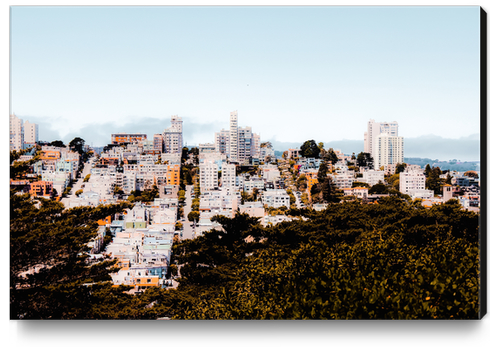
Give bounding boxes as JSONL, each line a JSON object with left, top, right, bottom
{"left": 404, "top": 158, "right": 480, "bottom": 172}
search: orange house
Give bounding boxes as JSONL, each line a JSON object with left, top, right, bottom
{"left": 111, "top": 133, "right": 147, "bottom": 144}
{"left": 30, "top": 181, "right": 53, "bottom": 196}
{"left": 166, "top": 164, "right": 180, "bottom": 185}
{"left": 40, "top": 150, "right": 61, "bottom": 160}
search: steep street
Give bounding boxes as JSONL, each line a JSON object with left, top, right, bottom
{"left": 181, "top": 184, "right": 195, "bottom": 240}
{"left": 60, "top": 156, "right": 95, "bottom": 208}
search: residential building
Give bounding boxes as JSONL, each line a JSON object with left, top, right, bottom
{"left": 364, "top": 119, "right": 398, "bottom": 155}
{"left": 214, "top": 111, "right": 261, "bottom": 164}
{"left": 357, "top": 169, "right": 385, "bottom": 186}
{"left": 30, "top": 181, "right": 53, "bottom": 197}
{"left": 399, "top": 165, "right": 433, "bottom": 198}
{"left": 162, "top": 115, "right": 183, "bottom": 154}
{"left": 343, "top": 187, "right": 369, "bottom": 199}
{"left": 199, "top": 143, "right": 216, "bottom": 154}
{"left": 230, "top": 111, "right": 238, "bottom": 161}
{"left": 23, "top": 120, "right": 39, "bottom": 148}
{"left": 111, "top": 133, "right": 147, "bottom": 144}
{"left": 153, "top": 134, "right": 163, "bottom": 153}
{"left": 239, "top": 202, "right": 266, "bottom": 218}
{"left": 9, "top": 114, "right": 24, "bottom": 151}
{"left": 261, "top": 189, "right": 290, "bottom": 209}
{"left": 221, "top": 163, "right": 236, "bottom": 190}
{"left": 200, "top": 162, "right": 219, "bottom": 193}
{"left": 215, "top": 129, "right": 230, "bottom": 156}
{"left": 287, "top": 148, "right": 301, "bottom": 159}
{"left": 373, "top": 133, "right": 404, "bottom": 170}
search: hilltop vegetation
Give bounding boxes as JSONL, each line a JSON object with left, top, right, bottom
{"left": 150, "top": 197, "right": 480, "bottom": 319}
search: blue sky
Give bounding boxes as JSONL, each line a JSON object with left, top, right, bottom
{"left": 9, "top": 5, "right": 481, "bottom": 160}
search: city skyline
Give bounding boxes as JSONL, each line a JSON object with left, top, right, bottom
{"left": 10, "top": 6, "right": 481, "bottom": 161}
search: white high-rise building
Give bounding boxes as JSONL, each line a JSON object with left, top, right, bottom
{"left": 10, "top": 114, "right": 23, "bottom": 151}
{"left": 215, "top": 129, "right": 230, "bottom": 156}
{"left": 214, "top": 111, "right": 261, "bottom": 164}
{"left": 229, "top": 111, "right": 238, "bottom": 162}
{"left": 221, "top": 163, "right": 236, "bottom": 190}
{"left": 373, "top": 133, "right": 404, "bottom": 170}
{"left": 23, "top": 120, "right": 39, "bottom": 147}
{"left": 364, "top": 119, "right": 398, "bottom": 155}
{"left": 163, "top": 115, "right": 183, "bottom": 154}
{"left": 200, "top": 162, "right": 219, "bottom": 193}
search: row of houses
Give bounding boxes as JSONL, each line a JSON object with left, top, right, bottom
{"left": 103, "top": 203, "right": 178, "bottom": 292}
{"left": 11, "top": 145, "right": 82, "bottom": 197}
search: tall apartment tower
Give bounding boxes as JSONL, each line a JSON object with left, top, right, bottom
{"left": 200, "top": 162, "right": 219, "bottom": 193}
{"left": 221, "top": 162, "right": 237, "bottom": 190}
{"left": 23, "top": 120, "right": 39, "bottom": 147}
{"left": 163, "top": 115, "right": 183, "bottom": 154}
{"left": 364, "top": 119, "right": 398, "bottom": 155}
{"left": 215, "top": 129, "right": 230, "bottom": 156}
{"left": 373, "top": 133, "right": 404, "bottom": 170}
{"left": 10, "top": 114, "right": 24, "bottom": 151}
{"left": 229, "top": 111, "right": 238, "bottom": 162}
{"left": 153, "top": 134, "right": 164, "bottom": 153}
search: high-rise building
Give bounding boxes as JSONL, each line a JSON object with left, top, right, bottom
{"left": 364, "top": 119, "right": 398, "bottom": 155}
{"left": 162, "top": 115, "right": 183, "bottom": 154}
{"left": 10, "top": 114, "right": 23, "bottom": 151}
{"left": 221, "top": 162, "right": 236, "bottom": 190}
{"left": 23, "top": 120, "right": 39, "bottom": 147}
{"left": 373, "top": 133, "right": 404, "bottom": 170}
{"left": 214, "top": 111, "right": 261, "bottom": 164}
{"left": 215, "top": 129, "right": 230, "bottom": 155}
{"left": 229, "top": 111, "right": 238, "bottom": 162}
{"left": 153, "top": 134, "right": 163, "bottom": 153}
{"left": 200, "top": 162, "right": 219, "bottom": 193}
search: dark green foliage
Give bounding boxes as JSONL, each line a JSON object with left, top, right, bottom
{"left": 426, "top": 166, "right": 443, "bottom": 195}
{"left": 69, "top": 137, "right": 85, "bottom": 155}
{"left": 369, "top": 182, "right": 389, "bottom": 194}
{"left": 127, "top": 185, "right": 159, "bottom": 203}
{"left": 187, "top": 211, "right": 200, "bottom": 223}
{"left": 395, "top": 163, "right": 407, "bottom": 174}
{"left": 299, "top": 140, "right": 320, "bottom": 158}
{"left": 10, "top": 191, "right": 146, "bottom": 319}
{"left": 352, "top": 181, "right": 370, "bottom": 188}
{"left": 322, "top": 148, "right": 339, "bottom": 165}
{"left": 152, "top": 198, "right": 480, "bottom": 319}
{"left": 49, "top": 140, "right": 65, "bottom": 147}
{"left": 181, "top": 147, "right": 189, "bottom": 163}
{"left": 357, "top": 152, "right": 374, "bottom": 169}
{"left": 321, "top": 176, "right": 342, "bottom": 203}
{"left": 317, "top": 161, "right": 329, "bottom": 184}
{"left": 463, "top": 171, "right": 478, "bottom": 179}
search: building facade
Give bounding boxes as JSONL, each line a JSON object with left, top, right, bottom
{"left": 23, "top": 120, "right": 39, "bottom": 148}
{"left": 10, "top": 114, "right": 34, "bottom": 151}
{"left": 111, "top": 133, "right": 147, "bottom": 145}
{"left": 364, "top": 119, "right": 398, "bottom": 155}
{"left": 373, "top": 133, "right": 404, "bottom": 170}
{"left": 162, "top": 115, "right": 183, "bottom": 154}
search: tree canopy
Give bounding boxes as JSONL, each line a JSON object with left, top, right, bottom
{"left": 299, "top": 140, "right": 320, "bottom": 158}
{"left": 10, "top": 191, "right": 145, "bottom": 319}
{"left": 11, "top": 191, "right": 480, "bottom": 319}
{"left": 69, "top": 137, "right": 85, "bottom": 154}
{"left": 147, "top": 197, "right": 480, "bottom": 319}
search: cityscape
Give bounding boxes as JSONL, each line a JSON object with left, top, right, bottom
{"left": 8, "top": 5, "right": 485, "bottom": 341}
{"left": 10, "top": 110, "right": 482, "bottom": 317}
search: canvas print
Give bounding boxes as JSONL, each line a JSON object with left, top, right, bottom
{"left": 9, "top": 6, "right": 485, "bottom": 320}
